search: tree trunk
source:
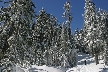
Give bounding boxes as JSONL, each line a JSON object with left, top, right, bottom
{"left": 46, "top": 56, "right": 48, "bottom": 66}
{"left": 95, "top": 53, "right": 99, "bottom": 65}
{"left": 0, "top": 52, "right": 3, "bottom": 61}
{"left": 91, "top": 52, "right": 94, "bottom": 57}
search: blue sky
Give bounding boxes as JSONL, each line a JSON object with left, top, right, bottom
{"left": 0, "top": 0, "right": 108, "bottom": 33}
{"left": 32, "top": 0, "right": 108, "bottom": 33}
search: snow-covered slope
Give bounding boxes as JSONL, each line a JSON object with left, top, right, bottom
{"left": 66, "top": 52, "right": 108, "bottom": 72}
{"left": 1, "top": 52, "right": 108, "bottom": 72}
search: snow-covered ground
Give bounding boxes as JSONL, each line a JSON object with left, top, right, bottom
{"left": 1, "top": 52, "right": 108, "bottom": 72}
{"left": 15, "top": 65, "right": 66, "bottom": 72}
{"left": 66, "top": 52, "right": 108, "bottom": 72}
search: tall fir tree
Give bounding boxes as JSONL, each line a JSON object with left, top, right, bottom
{"left": 0, "top": 0, "right": 36, "bottom": 71}
{"left": 60, "top": 1, "right": 76, "bottom": 67}
{"left": 82, "top": 0, "right": 100, "bottom": 64}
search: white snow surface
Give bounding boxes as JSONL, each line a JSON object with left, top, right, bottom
{"left": 16, "top": 65, "right": 66, "bottom": 72}
{"left": 1, "top": 52, "right": 108, "bottom": 72}
{"left": 66, "top": 52, "right": 108, "bottom": 72}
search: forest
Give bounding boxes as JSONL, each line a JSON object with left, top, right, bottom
{"left": 0, "top": 0, "right": 108, "bottom": 72}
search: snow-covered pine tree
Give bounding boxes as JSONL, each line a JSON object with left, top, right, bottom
{"left": 74, "top": 28, "right": 86, "bottom": 53}
{"left": 89, "top": 8, "right": 108, "bottom": 65}
{"left": 78, "top": 29, "right": 86, "bottom": 53}
{"left": 96, "top": 9, "right": 106, "bottom": 59}
{"left": 82, "top": 0, "right": 97, "bottom": 55}
{"left": 96, "top": 9, "right": 108, "bottom": 65}
{"left": 60, "top": 1, "right": 76, "bottom": 68}
{"left": 49, "top": 15, "right": 60, "bottom": 66}
{"left": 32, "top": 7, "right": 55, "bottom": 66}
{"left": 60, "top": 22, "right": 69, "bottom": 67}
{"left": 0, "top": 1, "right": 16, "bottom": 71}
{"left": 74, "top": 28, "right": 80, "bottom": 51}
{"left": 0, "top": 2, "right": 11, "bottom": 61}
{"left": 0, "top": 0, "right": 36, "bottom": 71}
{"left": 32, "top": 7, "right": 45, "bottom": 66}
{"left": 83, "top": 0, "right": 108, "bottom": 65}
{"left": 82, "top": 0, "right": 103, "bottom": 65}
